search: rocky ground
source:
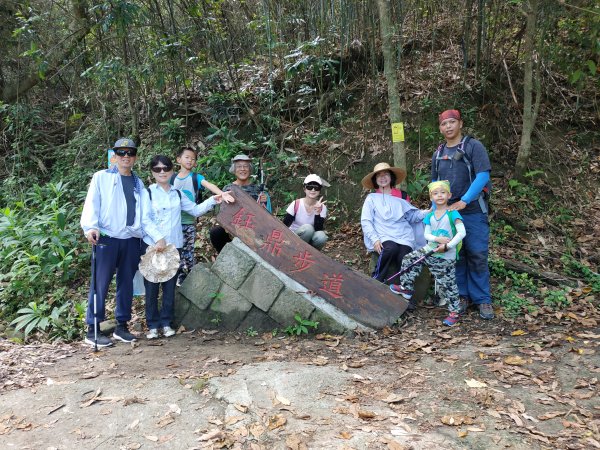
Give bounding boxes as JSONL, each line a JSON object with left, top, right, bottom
{"left": 1, "top": 303, "right": 599, "bottom": 450}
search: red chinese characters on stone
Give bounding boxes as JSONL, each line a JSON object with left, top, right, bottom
{"left": 290, "top": 250, "right": 316, "bottom": 273}
{"left": 320, "top": 273, "right": 344, "bottom": 299}
{"left": 260, "top": 229, "right": 284, "bottom": 256}
{"left": 231, "top": 207, "right": 255, "bottom": 229}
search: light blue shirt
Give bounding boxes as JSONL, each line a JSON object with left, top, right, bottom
{"left": 141, "top": 184, "right": 216, "bottom": 248}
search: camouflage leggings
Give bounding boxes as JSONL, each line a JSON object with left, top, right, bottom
{"left": 180, "top": 225, "right": 196, "bottom": 273}
{"left": 398, "top": 247, "right": 461, "bottom": 313}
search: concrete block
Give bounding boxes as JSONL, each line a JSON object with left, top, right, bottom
{"left": 309, "top": 308, "right": 349, "bottom": 335}
{"left": 268, "top": 288, "right": 315, "bottom": 327}
{"left": 212, "top": 243, "right": 256, "bottom": 289}
{"left": 239, "top": 264, "right": 284, "bottom": 312}
{"left": 173, "top": 291, "right": 190, "bottom": 327}
{"left": 174, "top": 301, "right": 217, "bottom": 331}
{"left": 211, "top": 284, "right": 253, "bottom": 330}
{"left": 236, "top": 307, "right": 280, "bottom": 333}
{"left": 178, "top": 263, "right": 222, "bottom": 310}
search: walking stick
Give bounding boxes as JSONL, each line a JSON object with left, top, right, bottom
{"left": 385, "top": 249, "right": 436, "bottom": 282}
{"left": 91, "top": 243, "right": 98, "bottom": 352}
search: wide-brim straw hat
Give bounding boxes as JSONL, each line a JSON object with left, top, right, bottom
{"left": 139, "top": 244, "right": 180, "bottom": 283}
{"left": 361, "top": 162, "right": 407, "bottom": 189}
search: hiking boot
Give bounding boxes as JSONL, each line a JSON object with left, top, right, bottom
{"left": 84, "top": 325, "right": 113, "bottom": 348}
{"left": 443, "top": 312, "right": 460, "bottom": 327}
{"left": 478, "top": 303, "right": 495, "bottom": 320}
{"left": 389, "top": 284, "right": 414, "bottom": 299}
{"left": 162, "top": 326, "right": 176, "bottom": 338}
{"left": 113, "top": 323, "right": 137, "bottom": 342}
{"left": 146, "top": 328, "right": 159, "bottom": 340}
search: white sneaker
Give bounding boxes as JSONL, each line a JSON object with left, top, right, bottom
{"left": 146, "top": 328, "right": 159, "bottom": 339}
{"left": 162, "top": 326, "right": 176, "bottom": 338}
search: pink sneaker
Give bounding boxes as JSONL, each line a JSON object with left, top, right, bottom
{"left": 443, "top": 312, "right": 460, "bottom": 326}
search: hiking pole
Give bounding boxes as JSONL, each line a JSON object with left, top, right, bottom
{"left": 91, "top": 243, "right": 98, "bottom": 352}
{"left": 385, "top": 249, "right": 436, "bottom": 282}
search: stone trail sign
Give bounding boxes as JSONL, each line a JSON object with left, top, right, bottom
{"left": 216, "top": 185, "right": 408, "bottom": 329}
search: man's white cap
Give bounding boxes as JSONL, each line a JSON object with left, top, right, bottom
{"left": 303, "top": 174, "right": 330, "bottom": 187}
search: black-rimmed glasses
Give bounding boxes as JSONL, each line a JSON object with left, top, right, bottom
{"left": 151, "top": 166, "right": 172, "bottom": 173}
{"left": 114, "top": 149, "right": 137, "bottom": 157}
{"left": 304, "top": 184, "right": 322, "bottom": 191}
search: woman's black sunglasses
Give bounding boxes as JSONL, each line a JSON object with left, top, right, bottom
{"left": 151, "top": 166, "right": 173, "bottom": 173}
{"left": 304, "top": 184, "right": 322, "bottom": 191}
{"left": 114, "top": 149, "right": 137, "bottom": 157}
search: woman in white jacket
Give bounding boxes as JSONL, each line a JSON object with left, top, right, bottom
{"left": 140, "top": 155, "right": 231, "bottom": 339}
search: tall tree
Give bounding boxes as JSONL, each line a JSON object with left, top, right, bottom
{"left": 515, "top": 0, "right": 541, "bottom": 180}
{"left": 376, "top": 0, "right": 406, "bottom": 174}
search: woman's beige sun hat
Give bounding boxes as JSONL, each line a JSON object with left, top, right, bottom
{"left": 361, "top": 162, "right": 407, "bottom": 189}
{"left": 139, "top": 244, "right": 180, "bottom": 283}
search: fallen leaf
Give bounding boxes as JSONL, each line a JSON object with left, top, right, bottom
{"left": 249, "top": 422, "right": 265, "bottom": 439}
{"left": 511, "top": 330, "right": 527, "bottom": 336}
{"left": 537, "top": 411, "right": 564, "bottom": 420}
{"left": 465, "top": 378, "right": 488, "bottom": 388}
{"left": 197, "top": 429, "right": 223, "bottom": 441}
{"left": 286, "top": 433, "right": 307, "bottom": 450}
{"left": 275, "top": 395, "right": 291, "bottom": 406}
{"left": 441, "top": 415, "right": 474, "bottom": 426}
{"left": 382, "top": 393, "right": 405, "bottom": 403}
{"left": 234, "top": 404, "right": 248, "bottom": 413}
{"left": 144, "top": 435, "right": 158, "bottom": 442}
{"left": 267, "top": 414, "right": 287, "bottom": 430}
{"left": 504, "top": 356, "right": 527, "bottom": 366}
{"left": 358, "top": 410, "right": 376, "bottom": 419}
{"left": 339, "top": 431, "right": 352, "bottom": 439}
{"left": 457, "top": 430, "right": 469, "bottom": 438}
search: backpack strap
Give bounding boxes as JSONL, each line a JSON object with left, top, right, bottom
{"left": 293, "top": 199, "right": 300, "bottom": 216}
{"left": 169, "top": 173, "right": 177, "bottom": 186}
{"left": 147, "top": 186, "right": 181, "bottom": 201}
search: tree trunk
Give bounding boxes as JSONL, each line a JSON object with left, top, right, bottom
{"left": 376, "top": 0, "right": 406, "bottom": 175}
{"left": 515, "top": 0, "right": 540, "bottom": 180}
{"left": 1, "top": 0, "right": 91, "bottom": 103}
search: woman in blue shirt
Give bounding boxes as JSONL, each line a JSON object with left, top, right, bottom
{"left": 141, "top": 155, "right": 229, "bottom": 339}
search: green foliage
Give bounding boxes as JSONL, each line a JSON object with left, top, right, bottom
{"left": 0, "top": 182, "right": 87, "bottom": 316}
{"left": 199, "top": 126, "right": 257, "bottom": 187}
{"left": 561, "top": 255, "right": 600, "bottom": 293}
{"left": 405, "top": 169, "right": 430, "bottom": 202}
{"left": 284, "top": 313, "right": 319, "bottom": 336}
{"left": 543, "top": 288, "right": 571, "bottom": 310}
{"left": 9, "top": 298, "right": 84, "bottom": 340}
{"left": 159, "top": 117, "right": 186, "bottom": 148}
{"left": 495, "top": 287, "right": 538, "bottom": 318}
{"left": 246, "top": 326, "right": 258, "bottom": 337}
{"left": 303, "top": 126, "right": 339, "bottom": 145}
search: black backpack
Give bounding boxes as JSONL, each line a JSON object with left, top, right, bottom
{"left": 169, "top": 172, "right": 202, "bottom": 204}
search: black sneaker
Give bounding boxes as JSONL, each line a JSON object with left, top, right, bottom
{"left": 84, "top": 325, "right": 113, "bottom": 348}
{"left": 113, "top": 323, "right": 137, "bottom": 343}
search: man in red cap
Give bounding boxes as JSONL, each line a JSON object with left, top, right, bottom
{"left": 431, "top": 110, "right": 494, "bottom": 319}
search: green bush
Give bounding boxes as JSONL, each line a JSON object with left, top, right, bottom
{"left": 0, "top": 181, "right": 88, "bottom": 318}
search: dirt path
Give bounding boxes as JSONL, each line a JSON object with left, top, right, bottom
{"left": 1, "top": 308, "right": 599, "bottom": 449}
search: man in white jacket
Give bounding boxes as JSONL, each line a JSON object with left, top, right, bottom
{"left": 80, "top": 138, "right": 143, "bottom": 347}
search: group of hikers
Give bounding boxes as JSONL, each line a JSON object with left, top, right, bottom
{"left": 80, "top": 108, "right": 493, "bottom": 348}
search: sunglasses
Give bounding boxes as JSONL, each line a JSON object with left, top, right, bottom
{"left": 151, "top": 166, "right": 172, "bottom": 173}
{"left": 114, "top": 149, "right": 137, "bottom": 157}
{"left": 304, "top": 184, "right": 322, "bottom": 191}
